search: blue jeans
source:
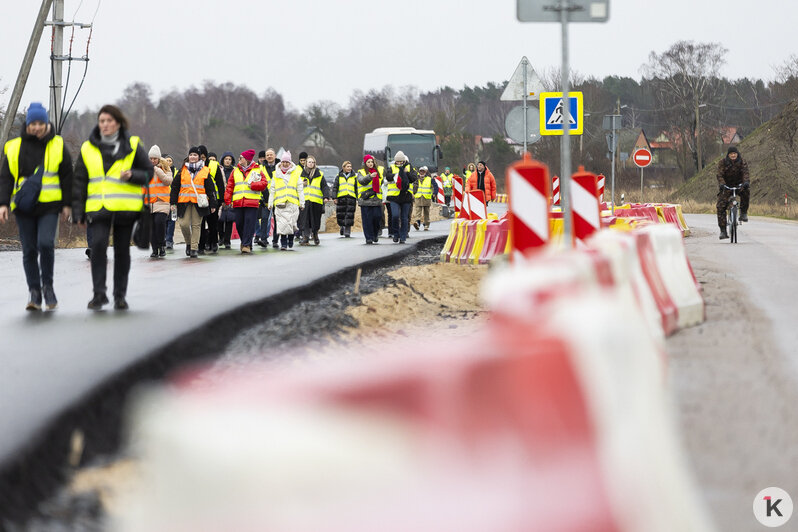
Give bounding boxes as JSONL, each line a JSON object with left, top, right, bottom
{"left": 389, "top": 202, "right": 411, "bottom": 241}
{"left": 361, "top": 205, "right": 382, "bottom": 242}
{"left": 234, "top": 207, "right": 258, "bottom": 248}
{"left": 165, "top": 217, "right": 176, "bottom": 245}
{"left": 15, "top": 212, "right": 59, "bottom": 290}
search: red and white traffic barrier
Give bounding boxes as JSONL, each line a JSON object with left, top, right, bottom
{"left": 466, "top": 190, "right": 487, "bottom": 220}
{"left": 552, "top": 175, "right": 560, "bottom": 206}
{"left": 434, "top": 176, "right": 445, "bottom": 204}
{"left": 571, "top": 167, "right": 601, "bottom": 247}
{"left": 597, "top": 174, "right": 606, "bottom": 203}
{"left": 452, "top": 176, "right": 464, "bottom": 215}
{"left": 506, "top": 154, "right": 551, "bottom": 260}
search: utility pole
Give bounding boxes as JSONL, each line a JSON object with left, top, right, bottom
{"left": 49, "top": 0, "right": 64, "bottom": 132}
{"left": 695, "top": 98, "right": 702, "bottom": 172}
{"left": 559, "top": 0, "right": 573, "bottom": 242}
{"left": 0, "top": 0, "right": 54, "bottom": 150}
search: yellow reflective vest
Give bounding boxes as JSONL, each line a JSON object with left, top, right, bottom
{"left": 208, "top": 160, "right": 220, "bottom": 198}
{"left": 304, "top": 172, "right": 325, "bottom": 205}
{"left": 441, "top": 172, "right": 454, "bottom": 192}
{"left": 357, "top": 167, "right": 384, "bottom": 201}
{"left": 231, "top": 167, "right": 263, "bottom": 203}
{"left": 336, "top": 173, "right": 357, "bottom": 199}
{"left": 386, "top": 164, "right": 412, "bottom": 198}
{"left": 272, "top": 172, "right": 300, "bottom": 206}
{"left": 81, "top": 136, "right": 143, "bottom": 213}
{"left": 4, "top": 135, "right": 65, "bottom": 212}
{"left": 415, "top": 175, "right": 433, "bottom": 199}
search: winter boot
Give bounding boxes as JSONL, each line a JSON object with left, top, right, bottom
{"left": 43, "top": 285, "right": 57, "bottom": 310}
{"left": 280, "top": 235, "right": 288, "bottom": 250}
{"left": 288, "top": 234, "right": 295, "bottom": 248}
{"left": 26, "top": 289, "right": 42, "bottom": 311}
{"left": 313, "top": 231, "right": 320, "bottom": 245}
{"left": 344, "top": 226, "right": 351, "bottom": 238}
{"left": 87, "top": 292, "right": 109, "bottom": 311}
{"left": 114, "top": 295, "right": 129, "bottom": 310}
{"left": 740, "top": 211, "right": 748, "bottom": 222}
{"left": 719, "top": 225, "right": 729, "bottom": 240}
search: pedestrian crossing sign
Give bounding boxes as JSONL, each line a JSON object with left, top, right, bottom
{"left": 539, "top": 92, "right": 584, "bottom": 135}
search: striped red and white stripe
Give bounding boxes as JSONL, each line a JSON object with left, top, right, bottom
{"left": 570, "top": 168, "right": 601, "bottom": 247}
{"left": 552, "top": 175, "right": 561, "bottom": 206}
{"left": 453, "top": 176, "right": 464, "bottom": 214}
{"left": 507, "top": 155, "right": 551, "bottom": 260}
{"left": 467, "top": 190, "right": 487, "bottom": 220}
{"left": 596, "top": 174, "right": 605, "bottom": 203}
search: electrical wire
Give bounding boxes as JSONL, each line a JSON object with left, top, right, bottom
{"left": 57, "top": 0, "right": 101, "bottom": 131}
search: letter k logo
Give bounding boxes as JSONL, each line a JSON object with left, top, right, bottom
{"left": 766, "top": 496, "right": 784, "bottom": 517}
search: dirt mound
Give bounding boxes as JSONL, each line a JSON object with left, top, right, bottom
{"left": 673, "top": 99, "right": 798, "bottom": 205}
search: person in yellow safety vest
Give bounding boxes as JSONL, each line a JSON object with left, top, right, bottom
{"left": 146, "top": 144, "right": 174, "bottom": 259}
{"left": 162, "top": 153, "right": 179, "bottom": 250}
{"left": 412, "top": 166, "right": 438, "bottom": 231}
{"left": 268, "top": 151, "right": 305, "bottom": 250}
{"left": 223, "top": 149, "right": 267, "bottom": 254}
{"left": 72, "top": 104, "right": 154, "bottom": 311}
{"left": 385, "top": 150, "right": 417, "bottom": 244}
{"left": 356, "top": 155, "right": 384, "bottom": 244}
{"left": 440, "top": 166, "right": 454, "bottom": 206}
{"left": 298, "top": 155, "right": 331, "bottom": 246}
{"left": 255, "top": 148, "right": 276, "bottom": 248}
{"left": 170, "top": 146, "right": 219, "bottom": 259}
{"left": 0, "top": 102, "right": 74, "bottom": 311}
{"left": 332, "top": 160, "right": 357, "bottom": 238}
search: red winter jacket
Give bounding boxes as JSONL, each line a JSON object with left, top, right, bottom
{"left": 224, "top": 162, "right": 268, "bottom": 208}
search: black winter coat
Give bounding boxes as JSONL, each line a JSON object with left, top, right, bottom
{"left": 0, "top": 123, "right": 74, "bottom": 216}
{"left": 72, "top": 126, "right": 153, "bottom": 223}
{"left": 333, "top": 171, "right": 358, "bottom": 227}
{"left": 385, "top": 162, "right": 417, "bottom": 204}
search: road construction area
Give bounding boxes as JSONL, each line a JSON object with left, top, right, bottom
{"left": 4, "top": 213, "right": 798, "bottom": 531}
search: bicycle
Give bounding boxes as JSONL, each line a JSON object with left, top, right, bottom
{"left": 723, "top": 184, "right": 742, "bottom": 243}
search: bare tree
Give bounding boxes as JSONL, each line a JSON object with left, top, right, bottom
{"left": 642, "top": 40, "right": 727, "bottom": 176}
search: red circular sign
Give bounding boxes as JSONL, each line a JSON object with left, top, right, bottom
{"left": 633, "top": 148, "right": 652, "bottom": 168}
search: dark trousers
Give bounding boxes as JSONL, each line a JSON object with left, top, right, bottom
{"left": 361, "top": 205, "right": 382, "bottom": 242}
{"left": 219, "top": 218, "right": 233, "bottom": 246}
{"left": 385, "top": 203, "right": 393, "bottom": 235}
{"left": 389, "top": 201, "right": 411, "bottom": 241}
{"left": 150, "top": 212, "right": 168, "bottom": 252}
{"left": 257, "top": 204, "right": 272, "bottom": 240}
{"left": 199, "top": 211, "right": 219, "bottom": 250}
{"left": 234, "top": 207, "right": 258, "bottom": 248}
{"left": 717, "top": 188, "right": 750, "bottom": 227}
{"left": 300, "top": 202, "right": 324, "bottom": 238}
{"left": 444, "top": 194, "right": 451, "bottom": 206}
{"left": 88, "top": 217, "right": 134, "bottom": 297}
{"left": 15, "top": 212, "right": 58, "bottom": 290}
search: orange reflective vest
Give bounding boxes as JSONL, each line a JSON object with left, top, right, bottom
{"left": 177, "top": 166, "right": 209, "bottom": 203}
{"left": 147, "top": 172, "right": 171, "bottom": 203}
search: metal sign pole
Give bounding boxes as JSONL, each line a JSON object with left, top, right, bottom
{"left": 611, "top": 118, "right": 616, "bottom": 213}
{"left": 640, "top": 166, "right": 644, "bottom": 202}
{"left": 560, "top": 0, "right": 572, "bottom": 242}
{"left": 523, "top": 58, "right": 528, "bottom": 154}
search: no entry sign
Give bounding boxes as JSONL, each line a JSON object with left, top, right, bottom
{"left": 633, "top": 148, "right": 652, "bottom": 168}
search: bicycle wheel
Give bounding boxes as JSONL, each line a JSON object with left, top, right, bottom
{"left": 730, "top": 205, "right": 738, "bottom": 243}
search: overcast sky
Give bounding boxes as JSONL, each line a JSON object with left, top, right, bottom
{"left": 1, "top": 0, "right": 796, "bottom": 117}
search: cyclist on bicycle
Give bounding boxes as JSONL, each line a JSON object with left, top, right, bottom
{"left": 716, "top": 146, "right": 750, "bottom": 239}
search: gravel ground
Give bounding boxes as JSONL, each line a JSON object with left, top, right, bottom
{"left": 666, "top": 225, "right": 798, "bottom": 532}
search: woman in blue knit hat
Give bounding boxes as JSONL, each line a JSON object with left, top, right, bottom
{"left": 0, "top": 102, "right": 74, "bottom": 311}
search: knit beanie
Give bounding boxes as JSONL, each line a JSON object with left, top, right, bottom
{"left": 26, "top": 102, "right": 48, "bottom": 125}
{"left": 258, "top": 150, "right": 266, "bottom": 158}
{"left": 208, "top": 151, "right": 217, "bottom": 160}
{"left": 241, "top": 149, "right": 256, "bottom": 162}
{"left": 188, "top": 146, "right": 200, "bottom": 156}
{"left": 394, "top": 151, "right": 407, "bottom": 163}
{"left": 148, "top": 144, "right": 162, "bottom": 159}
{"left": 198, "top": 145, "right": 208, "bottom": 158}
{"left": 298, "top": 151, "right": 308, "bottom": 160}
{"left": 280, "top": 151, "right": 292, "bottom": 163}
{"left": 363, "top": 154, "right": 374, "bottom": 164}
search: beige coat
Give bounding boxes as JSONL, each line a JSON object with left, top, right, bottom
{"left": 149, "top": 166, "right": 174, "bottom": 214}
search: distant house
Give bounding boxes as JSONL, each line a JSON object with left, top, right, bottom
{"left": 294, "top": 126, "right": 339, "bottom": 160}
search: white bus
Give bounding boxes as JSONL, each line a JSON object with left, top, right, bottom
{"left": 363, "top": 127, "right": 443, "bottom": 172}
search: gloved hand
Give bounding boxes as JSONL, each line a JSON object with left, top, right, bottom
{"left": 718, "top": 184, "right": 725, "bottom": 193}
{"left": 742, "top": 182, "right": 750, "bottom": 190}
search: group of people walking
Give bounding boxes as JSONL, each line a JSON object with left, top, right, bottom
{"left": 0, "top": 102, "right": 500, "bottom": 312}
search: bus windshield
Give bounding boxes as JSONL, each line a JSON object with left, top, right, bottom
{"left": 387, "top": 134, "right": 436, "bottom": 169}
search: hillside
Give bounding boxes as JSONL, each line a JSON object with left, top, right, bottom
{"left": 674, "top": 100, "right": 798, "bottom": 205}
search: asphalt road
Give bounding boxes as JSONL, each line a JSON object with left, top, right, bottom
{"left": 667, "top": 214, "right": 798, "bottom": 531}
{"left": 0, "top": 214, "right": 468, "bottom": 470}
